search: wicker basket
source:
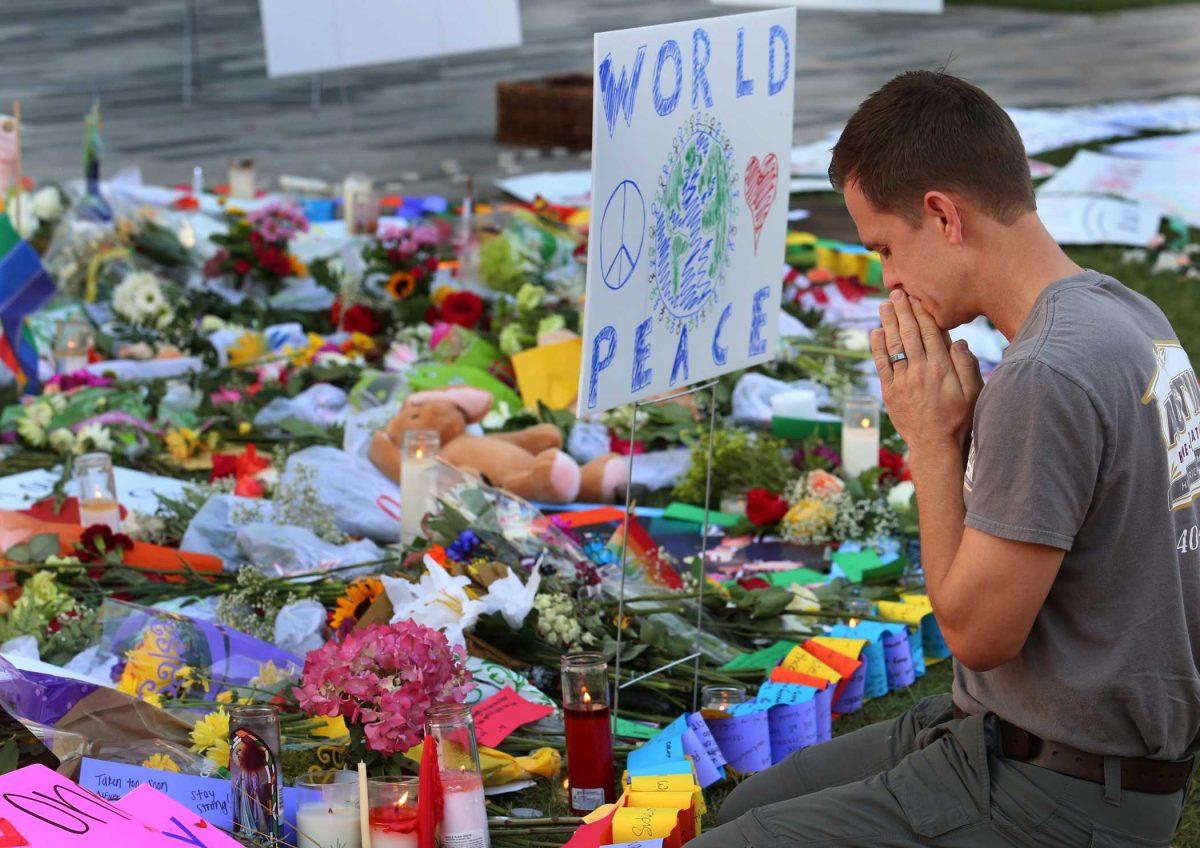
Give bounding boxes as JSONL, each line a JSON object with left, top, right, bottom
{"left": 496, "top": 73, "right": 592, "bottom": 150}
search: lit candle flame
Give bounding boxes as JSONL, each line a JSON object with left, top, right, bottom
{"left": 860, "top": 416, "right": 871, "bottom": 429}
{"left": 582, "top": 688, "right": 591, "bottom": 704}
{"left": 397, "top": 790, "right": 409, "bottom": 807}
{"left": 849, "top": 617, "right": 860, "bottom": 627}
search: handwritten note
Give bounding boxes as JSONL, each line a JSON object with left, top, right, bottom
{"left": 602, "top": 841, "right": 665, "bottom": 848}
{"left": 767, "top": 700, "right": 817, "bottom": 763}
{"left": 625, "top": 792, "right": 696, "bottom": 842}
{"left": 707, "top": 703, "right": 772, "bottom": 774}
{"left": 828, "top": 625, "right": 888, "bottom": 699}
{"left": 611, "top": 807, "right": 682, "bottom": 844}
{"left": 781, "top": 646, "right": 842, "bottom": 685}
{"left": 117, "top": 784, "right": 243, "bottom": 848}
{"left": 685, "top": 713, "right": 727, "bottom": 770}
{"left": 471, "top": 686, "right": 555, "bottom": 747}
{"left": 802, "top": 639, "right": 864, "bottom": 714}
{"left": 0, "top": 763, "right": 179, "bottom": 847}
{"left": 79, "top": 757, "right": 302, "bottom": 844}
{"left": 721, "top": 640, "right": 797, "bottom": 671}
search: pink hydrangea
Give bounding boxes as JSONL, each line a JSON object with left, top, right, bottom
{"left": 295, "top": 620, "right": 473, "bottom": 756}
{"left": 248, "top": 202, "right": 310, "bottom": 243}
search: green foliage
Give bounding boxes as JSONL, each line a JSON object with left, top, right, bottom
{"left": 672, "top": 428, "right": 798, "bottom": 505}
{"left": 478, "top": 236, "right": 527, "bottom": 294}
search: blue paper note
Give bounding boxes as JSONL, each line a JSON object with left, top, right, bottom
{"left": 685, "top": 712, "right": 727, "bottom": 769}
{"left": 882, "top": 629, "right": 916, "bottom": 690}
{"left": 833, "top": 660, "right": 866, "bottom": 713}
{"left": 681, "top": 727, "right": 723, "bottom": 788}
{"left": 708, "top": 702, "right": 772, "bottom": 773}
{"left": 626, "top": 758, "right": 695, "bottom": 777}
{"left": 767, "top": 699, "right": 818, "bottom": 763}
{"left": 627, "top": 723, "right": 686, "bottom": 774}
{"left": 79, "top": 757, "right": 301, "bottom": 844}
{"left": 813, "top": 682, "right": 834, "bottom": 742}
{"left": 828, "top": 625, "right": 887, "bottom": 699}
{"left": 908, "top": 627, "right": 926, "bottom": 676}
{"left": 756, "top": 681, "right": 816, "bottom": 706}
{"left": 923, "top": 615, "right": 951, "bottom": 659}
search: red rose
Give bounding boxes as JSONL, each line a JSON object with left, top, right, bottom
{"left": 233, "top": 258, "right": 251, "bottom": 276}
{"left": 424, "top": 256, "right": 439, "bottom": 273}
{"left": 438, "top": 291, "right": 484, "bottom": 329}
{"left": 878, "top": 448, "right": 911, "bottom": 483}
{"left": 737, "top": 576, "right": 771, "bottom": 591}
{"left": 234, "top": 476, "right": 265, "bottom": 498}
{"left": 746, "top": 488, "right": 789, "bottom": 528}
{"left": 341, "top": 304, "right": 383, "bottom": 336}
{"left": 202, "top": 250, "right": 229, "bottom": 278}
{"left": 609, "top": 435, "right": 645, "bottom": 455}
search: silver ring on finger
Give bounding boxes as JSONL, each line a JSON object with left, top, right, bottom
{"left": 888, "top": 352, "right": 908, "bottom": 364}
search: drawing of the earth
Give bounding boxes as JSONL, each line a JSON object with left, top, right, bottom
{"left": 649, "top": 113, "right": 738, "bottom": 335}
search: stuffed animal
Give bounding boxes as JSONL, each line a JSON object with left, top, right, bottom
{"left": 369, "top": 386, "right": 625, "bottom": 504}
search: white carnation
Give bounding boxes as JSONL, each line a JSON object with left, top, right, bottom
{"left": 76, "top": 424, "right": 114, "bottom": 453}
{"left": 32, "top": 187, "right": 64, "bottom": 221}
{"left": 887, "top": 480, "right": 916, "bottom": 511}
{"left": 112, "top": 272, "right": 171, "bottom": 327}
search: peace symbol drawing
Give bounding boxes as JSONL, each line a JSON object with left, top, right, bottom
{"left": 599, "top": 179, "right": 646, "bottom": 291}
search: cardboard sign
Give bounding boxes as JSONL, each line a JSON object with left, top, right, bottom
{"left": 577, "top": 9, "right": 795, "bottom": 414}
{"left": 117, "top": 784, "right": 243, "bottom": 848}
{"left": 470, "top": 686, "right": 555, "bottom": 748}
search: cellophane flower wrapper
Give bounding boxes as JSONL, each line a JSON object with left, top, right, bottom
{"left": 97, "top": 599, "right": 302, "bottom": 703}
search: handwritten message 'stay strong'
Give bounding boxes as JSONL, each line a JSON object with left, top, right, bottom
{"left": 579, "top": 9, "right": 795, "bottom": 414}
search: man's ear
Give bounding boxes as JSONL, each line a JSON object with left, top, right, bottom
{"left": 923, "top": 191, "right": 964, "bottom": 245}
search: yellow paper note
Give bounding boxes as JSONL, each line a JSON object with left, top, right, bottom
{"left": 781, "top": 646, "right": 842, "bottom": 684}
{"left": 629, "top": 774, "right": 697, "bottom": 794}
{"left": 900, "top": 593, "right": 933, "bottom": 610}
{"left": 626, "top": 791, "right": 699, "bottom": 837}
{"left": 877, "top": 600, "right": 932, "bottom": 626}
{"left": 809, "top": 636, "right": 868, "bottom": 660}
{"left": 612, "top": 807, "right": 681, "bottom": 842}
{"left": 510, "top": 337, "right": 583, "bottom": 410}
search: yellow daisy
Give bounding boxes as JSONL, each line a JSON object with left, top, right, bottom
{"left": 189, "top": 708, "right": 230, "bottom": 755}
{"left": 311, "top": 716, "right": 349, "bottom": 740}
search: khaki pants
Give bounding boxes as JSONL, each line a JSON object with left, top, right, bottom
{"left": 691, "top": 694, "right": 1185, "bottom": 847}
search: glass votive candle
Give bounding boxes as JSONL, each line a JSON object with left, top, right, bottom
{"left": 560, "top": 652, "right": 615, "bottom": 815}
{"left": 700, "top": 685, "right": 747, "bottom": 715}
{"left": 296, "top": 771, "right": 361, "bottom": 848}
{"left": 343, "top": 172, "right": 378, "bottom": 235}
{"left": 399, "top": 430, "right": 440, "bottom": 546}
{"left": 367, "top": 776, "right": 419, "bottom": 848}
{"left": 54, "top": 316, "right": 92, "bottom": 374}
{"left": 74, "top": 452, "right": 121, "bottom": 531}
{"left": 425, "top": 704, "right": 489, "bottom": 848}
{"left": 229, "top": 705, "right": 282, "bottom": 845}
{"left": 841, "top": 394, "right": 881, "bottom": 478}
{"left": 228, "top": 157, "right": 256, "bottom": 199}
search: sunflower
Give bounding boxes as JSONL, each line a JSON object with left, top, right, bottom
{"left": 330, "top": 577, "right": 383, "bottom": 630}
{"left": 227, "top": 330, "right": 267, "bottom": 367}
{"left": 386, "top": 270, "right": 417, "bottom": 300}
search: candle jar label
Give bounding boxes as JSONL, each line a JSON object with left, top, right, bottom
{"left": 441, "top": 832, "right": 489, "bottom": 848}
{"left": 570, "top": 786, "right": 606, "bottom": 812}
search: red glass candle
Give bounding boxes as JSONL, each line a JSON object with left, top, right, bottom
{"left": 561, "top": 652, "right": 615, "bottom": 815}
{"left": 368, "top": 776, "right": 419, "bottom": 848}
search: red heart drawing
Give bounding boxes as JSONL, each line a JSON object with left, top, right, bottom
{"left": 744, "top": 153, "right": 779, "bottom": 253}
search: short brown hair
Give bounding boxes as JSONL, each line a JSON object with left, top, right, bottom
{"left": 829, "top": 70, "right": 1035, "bottom": 225}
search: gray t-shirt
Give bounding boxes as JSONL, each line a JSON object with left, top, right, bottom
{"left": 953, "top": 269, "right": 1200, "bottom": 760}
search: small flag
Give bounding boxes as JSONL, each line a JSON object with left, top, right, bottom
{"left": 0, "top": 212, "right": 56, "bottom": 393}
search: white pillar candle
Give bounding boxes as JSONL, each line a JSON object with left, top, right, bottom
{"left": 229, "top": 159, "right": 256, "bottom": 199}
{"left": 440, "top": 775, "right": 489, "bottom": 848}
{"left": 400, "top": 457, "right": 435, "bottom": 546}
{"left": 297, "top": 802, "right": 362, "bottom": 848}
{"left": 841, "top": 423, "right": 879, "bottom": 478}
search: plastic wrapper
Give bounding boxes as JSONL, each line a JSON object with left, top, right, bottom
{"left": 282, "top": 445, "right": 400, "bottom": 543}
{"left": 273, "top": 599, "right": 327, "bottom": 656}
{"left": 254, "top": 384, "right": 349, "bottom": 430}
{"left": 730, "top": 372, "right": 834, "bottom": 425}
{"left": 95, "top": 599, "right": 302, "bottom": 700}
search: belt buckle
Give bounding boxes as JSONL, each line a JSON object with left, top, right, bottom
{"left": 1001, "top": 722, "right": 1035, "bottom": 760}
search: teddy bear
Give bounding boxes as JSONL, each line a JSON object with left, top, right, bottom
{"left": 368, "top": 386, "right": 626, "bottom": 504}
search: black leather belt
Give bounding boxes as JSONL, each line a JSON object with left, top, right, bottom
{"left": 952, "top": 704, "right": 1192, "bottom": 794}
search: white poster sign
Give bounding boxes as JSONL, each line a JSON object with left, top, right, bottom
{"left": 1035, "top": 195, "right": 1162, "bottom": 247}
{"left": 577, "top": 9, "right": 796, "bottom": 415}
{"left": 259, "top": 0, "right": 522, "bottom": 78}
{"left": 1038, "top": 149, "right": 1200, "bottom": 227}
{"left": 717, "top": 0, "right": 940, "bottom": 13}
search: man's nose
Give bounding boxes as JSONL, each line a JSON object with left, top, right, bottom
{"left": 883, "top": 274, "right": 903, "bottom": 293}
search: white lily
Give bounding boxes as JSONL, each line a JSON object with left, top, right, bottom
{"left": 482, "top": 566, "right": 541, "bottom": 629}
{"left": 381, "top": 555, "right": 486, "bottom": 647}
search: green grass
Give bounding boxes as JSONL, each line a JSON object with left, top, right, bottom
{"left": 948, "top": 0, "right": 1196, "bottom": 13}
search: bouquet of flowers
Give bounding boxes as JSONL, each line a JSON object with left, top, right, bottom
{"left": 295, "top": 620, "right": 472, "bottom": 761}
{"left": 205, "top": 202, "right": 309, "bottom": 290}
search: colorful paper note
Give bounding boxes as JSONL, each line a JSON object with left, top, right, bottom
{"left": 758, "top": 683, "right": 819, "bottom": 763}
{"left": 769, "top": 666, "right": 831, "bottom": 689}
{"left": 511, "top": 337, "right": 584, "bottom": 410}
{"left": 766, "top": 567, "right": 829, "bottom": 588}
{"left": 828, "top": 549, "right": 881, "bottom": 583}
{"left": 802, "top": 639, "right": 865, "bottom": 714}
{"left": 661, "top": 503, "right": 741, "bottom": 527}
{"left": 117, "top": 783, "right": 243, "bottom": 848}
{"left": 721, "top": 640, "right": 797, "bottom": 671}
{"left": 707, "top": 703, "right": 772, "bottom": 774}
{"left": 828, "top": 625, "right": 888, "bottom": 699}
{"left": 602, "top": 841, "right": 665, "bottom": 848}
{"left": 611, "top": 807, "right": 682, "bottom": 844}
{"left": 614, "top": 717, "right": 661, "bottom": 741}
{"left": 781, "top": 646, "right": 842, "bottom": 685}
{"left": 0, "top": 763, "right": 179, "bottom": 847}
{"left": 471, "top": 686, "right": 555, "bottom": 747}
{"left": 685, "top": 713, "right": 726, "bottom": 770}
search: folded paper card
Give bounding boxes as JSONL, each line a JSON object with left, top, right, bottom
{"left": 117, "top": 783, "right": 243, "bottom": 848}
{"left": 471, "top": 686, "right": 555, "bottom": 747}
